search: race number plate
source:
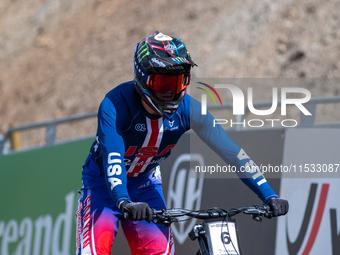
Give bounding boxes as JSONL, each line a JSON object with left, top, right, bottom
{"left": 203, "top": 218, "right": 240, "bottom": 255}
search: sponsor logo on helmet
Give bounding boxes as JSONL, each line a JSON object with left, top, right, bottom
{"left": 164, "top": 44, "right": 177, "bottom": 51}
{"left": 134, "top": 60, "right": 146, "bottom": 79}
{"left": 165, "top": 66, "right": 185, "bottom": 70}
{"left": 166, "top": 104, "right": 179, "bottom": 109}
{"left": 151, "top": 58, "right": 166, "bottom": 67}
{"left": 154, "top": 32, "right": 173, "bottom": 41}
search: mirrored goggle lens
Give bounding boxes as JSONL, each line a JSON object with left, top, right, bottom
{"left": 146, "top": 74, "right": 190, "bottom": 94}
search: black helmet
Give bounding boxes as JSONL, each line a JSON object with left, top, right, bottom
{"left": 133, "top": 31, "right": 197, "bottom": 119}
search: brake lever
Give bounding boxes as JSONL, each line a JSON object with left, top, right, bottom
{"left": 152, "top": 216, "right": 178, "bottom": 227}
{"left": 243, "top": 208, "right": 263, "bottom": 215}
{"left": 252, "top": 214, "right": 263, "bottom": 222}
{"left": 243, "top": 207, "right": 273, "bottom": 221}
{"left": 264, "top": 211, "right": 273, "bottom": 219}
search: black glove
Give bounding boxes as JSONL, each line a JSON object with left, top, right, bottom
{"left": 267, "top": 198, "right": 289, "bottom": 217}
{"left": 120, "top": 201, "right": 153, "bottom": 222}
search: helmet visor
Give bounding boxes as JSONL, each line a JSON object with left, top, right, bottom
{"left": 146, "top": 73, "right": 190, "bottom": 94}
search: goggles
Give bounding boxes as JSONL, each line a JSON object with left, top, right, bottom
{"left": 146, "top": 73, "right": 191, "bottom": 94}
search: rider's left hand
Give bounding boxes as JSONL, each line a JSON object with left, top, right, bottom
{"left": 267, "top": 198, "right": 289, "bottom": 216}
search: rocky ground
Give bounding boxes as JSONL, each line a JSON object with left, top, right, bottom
{"left": 0, "top": 0, "right": 340, "bottom": 149}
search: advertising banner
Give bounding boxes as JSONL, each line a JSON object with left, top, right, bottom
{"left": 0, "top": 139, "right": 93, "bottom": 255}
{"left": 275, "top": 128, "right": 340, "bottom": 255}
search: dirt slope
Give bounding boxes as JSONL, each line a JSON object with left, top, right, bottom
{"left": 1, "top": 0, "right": 340, "bottom": 147}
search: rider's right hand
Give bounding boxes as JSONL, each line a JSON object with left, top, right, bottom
{"left": 120, "top": 201, "right": 153, "bottom": 222}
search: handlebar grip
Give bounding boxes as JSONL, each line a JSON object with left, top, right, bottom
{"left": 122, "top": 208, "right": 131, "bottom": 219}
{"left": 153, "top": 209, "right": 163, "bottom": 215}
{"left": 123, "top": 211, "right": 130, "bottom": 219}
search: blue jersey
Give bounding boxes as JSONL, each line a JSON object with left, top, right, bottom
{"left": 86, "top": 81, "right": 278, "bottom": 207}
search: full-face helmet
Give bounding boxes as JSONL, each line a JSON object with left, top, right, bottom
{"left": 133, "top": 31, "right": 197, "bottom": 119}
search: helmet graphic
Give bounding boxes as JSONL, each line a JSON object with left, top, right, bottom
{"left": 133, "top": 31, "right": 197, "bottom": 119}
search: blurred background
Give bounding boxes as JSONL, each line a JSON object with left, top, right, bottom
{"left": 1, "top": 0, "right": 340, "bottom": 147}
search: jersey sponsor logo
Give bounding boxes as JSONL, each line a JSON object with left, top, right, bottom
{"left": 75, "top": 201, "right": 83, "bottom": 251}
{"left": 81, "top": 194, "right": 91, "bottom": 251}
{"left": 135, "top": 123, "right": 146, "bottom": 131}
{"left": 125, "top": 145, "right": 176, "bottom": 158}
{"left": 165, "top": 126, "right": 179, "bottom": 131}
{"left": 165, "top": 119, "right": 178, "bottom": 131}
{"left": 124, "top": 156, "right": 166, "bottom": 167}
{"left": 136, "top": 146, "right": 158, "bottom": 157}
{"left": 167, "top": 153, "right": 205, "bottom": 244}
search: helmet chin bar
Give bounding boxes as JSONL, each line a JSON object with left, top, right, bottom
{"left": 145, "top": 95, "right": 164, "bottom": 116}
{"left": 145, "top": 94, "right": 178, "bottom": 120}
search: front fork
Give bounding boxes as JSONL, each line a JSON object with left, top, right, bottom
{"left": 188, "top": 224, "right": 210, "bottom": 255}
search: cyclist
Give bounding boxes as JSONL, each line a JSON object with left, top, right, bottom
{"left": 76, "top": 31, "right": 289, "bottom": 255}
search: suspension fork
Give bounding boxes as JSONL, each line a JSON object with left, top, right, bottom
{"left": 189, "top": 224, "right": 211, "bottom": 255}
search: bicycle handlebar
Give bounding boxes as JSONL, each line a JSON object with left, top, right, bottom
{"left": 152, "top": 205, "right": 273, "bottom": 227}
